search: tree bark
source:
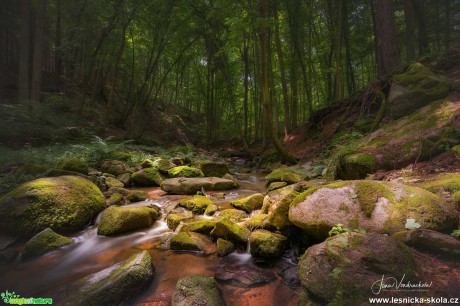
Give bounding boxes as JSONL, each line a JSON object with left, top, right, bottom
{"left": 374, "top": 0, "right": 400, "bottom": 77}
{"left": 31, "top": 0, "right": 46, "bottom": 103}
{"left": 403, "top": 0, "right": 416, "bottom": 61}
{"left": 18, "top": 0, "right": 30, "bottom": 102}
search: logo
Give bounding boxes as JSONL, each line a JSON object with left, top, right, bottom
{"left": 1, "top": 291, "right": 53, "bottom": 305}
{"left": 371, "top": 274, "right": 433, "bottom": 295}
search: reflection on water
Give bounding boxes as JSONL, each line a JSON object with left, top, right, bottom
{"left": 0, "top": 174, "right": 300, "bottom": 305}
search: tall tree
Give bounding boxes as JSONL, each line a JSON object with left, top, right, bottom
{"left": 403, "top": 0, "right": 416, "bottom": 61}
{"left": 18, "top": 0, "right": 30, "bottom": 101}
{"left": 31, "top": 0, "right": 47, "bottom": 102}
{"left": 374, "top": 0, "right": 400, "bottom": 77}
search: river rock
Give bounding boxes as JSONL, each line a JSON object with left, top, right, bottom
{"left": 100, "top": 160, "right": 131, "bottom": 176}
{"left": 132, "top": 167, "right": 166, "bottom": 186}
{"left": 0, "top": 176, "right": 106, "bottom": 235}
{"left": 98, "top": 206, "right": 159, "bottom": 236}
{"left": 289, "top": 180, "right": 458, "bottom": 241}
{"left": 23, "top": 228, "right": 72, "bottom": 258}
{"left": 179, "top": 195, "right": 212, "bottom": 214}
{"left": 180, "top": 220, "right": 216, "bottom": 235}
{"left": 219, "top": 208, "right": 248, "bottom": 221}
{"left": 172, "top": 275, "right": 224, "bottom": 306}
{"left": 395, "top": 229, "right": 460, "bottom": 257}
{"left": 215, "top": 264, "right": 276, "bottom": 287}
{"left": 66, "top": 250, "right": 154, "bottom": 306}
{"left": 161, "top": 177, "right": 237, "bottom": 195}
{"left": 168, "top": 166, "right": 204, "bottom": 178}
{"left": 105, "top": 176, "right": 124, "bottom": 188}
{"left": 299, "top": 233, "right": 416, "bottom": 304}
{"left": 336, "top": 153, "right": 376, "bottom": 180}
{"left": 210, "top": 217, "right": 251, "bottom": 245}
{"left": 249, "top": 229, "right": 287, "bottom": 259}
{"left": 217, "top": 238, "right": 235, "bottom": 257}
{"left": 152, "top": 158, "right": 176, "bottom": 173}
{"left": 265, "top": 167, "right": 303, "bottom": 186}
{"left": 242, "top": 214, "right": 275, "bottom": 231}
{"left": 199, "top": 160, "right": 230, "bottom": 177}
{"left": 230, "top": 193, "right": 264, "bottom": 213}
{"left": 57, "top": 157, "right": 89, "bottom": 175}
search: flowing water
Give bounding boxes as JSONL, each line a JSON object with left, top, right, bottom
{"left": 0, "top": 172, "right": 301, "bottom": 305}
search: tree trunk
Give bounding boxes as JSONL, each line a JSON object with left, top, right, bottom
{"left": 403, "top": 0, "right": 416, "bottom": 61}
{"left": 31, "top": 0, "right": 46, "bottom": 103}
{"left": 334, "top": 0, "right": 344, "bottom": 101}
{"left": 55, "top": 0, "right": 62, "bottom": 91}
{"left": 374, "top": 0, "right": 400, "bottom": 77}
{"left": 444, "top": 0, "right": 450, "bottom": 49}
{"left": 259, "top": 0, "right": 296, "bottom": 164}
{"left": 18, "top": 0, "right": 30, "bottom": 102}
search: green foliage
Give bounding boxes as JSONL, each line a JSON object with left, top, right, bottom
{"left": 451, "top": 230, "right": 460, "bottom": 239}
{"left": 328, "top": 224, "right": 367, "bottom": 237}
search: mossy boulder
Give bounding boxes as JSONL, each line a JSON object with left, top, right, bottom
{"left": 267, "top": 182, "right": 288, "bottom": 192}
{"left": 168, "top": 166, "right": 204, "bottom": 178}
{"left": 166, "top": 210, "right": 193, "bottom": 230}
{"left": 127, "top": 190, "right": 149, "bottom": 202}
{"left": 108, "top": 193, "right": 125, "bottom": 206}
{"left": 298, "top": 233, "right": 416, "bottom": 304}
{"left": 411, "top": 173, "right": 460, "bottom": 194}
{"left": 217, "top": 238, "right": 235, "bottom": 257}
{"left": 65, "top": 251, "right": 154, "bottom": 306}
{"left": 0, "top": 176, "right": 106, "bottom": 235}
{"left": 97, "top": 206, "right": 159, "bottom": 236}
{"left": 100, "top": 160, "right": 131, "bottom": 176}
{"left": 266, "top": 190, "right": 299, "bottom": 230}
{"left": 179, "top": 195, "right": 212, "bottom": 214}
{"left": 337, "top": 153, "right": 376, "bottom": 180}
{"left": 152, "top": 158, "right": 176, "bottom": 173}
{"left": 199, "top": 161, "right": 230, "bottom": 177}
{"left": 161, "top": 177, "right": 237, "bottom": 195}
{"left": 204, "top": 204, "right": 218, "bottom": 216}
{"left": 388, "top": 63, "right": 451, "bottom": 119}
{"left": 230, "top": 193, "right": 264, "bottom": 213}
{"left": 140, "top": 159, "right": 155, "bottom": 168}
{"left": 210, "top": 217, "right": 251, "bottom": 245}
{"left": 180, "top": 220, "right": 217, "bottom": 235}
{"left": 105, "top": 176, "right": 124, "bottom": 188}
{"left": 395, "top": 229, "right": 460, "bottom": 257}
{"left": 249, "top": 229, "right": 287, "bottom": 259}
{"left": 57, "top": 157, "right": 89, "bottom": 175}
{"left": 242, "top": 214, "right": 275, "bottom": 231}
{"left": 117, "top": 173, "right": 132, "bottom": 186}
{"left": 23, "top": 228, "right": 72, "bottom": 258}
{"left": 219, "top": 208, "right": 248, "bottom": 221}
{"left": 289, "top": 180, "right": 458, "bottom": 241}
{"left": 265, "top": 167, "right": 302, "bottom": 186}
{"left": 132, "top": 168, "right": 165, "bottom": 186}
{"left": 172, "top": 275, "right": 224, "bottom": 306}
{"left": 170, "top": 232, "right": 201, "bottom": 252}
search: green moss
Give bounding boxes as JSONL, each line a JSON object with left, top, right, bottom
{"left": 290, "top": 181, "right": 347, "bottom": 208}
{"left": 267, "top": 182, "right": 288, "bottom": 192}
{"left": 57, "top": 157, "right": 88, "bottom": 175}
{"left": 105, "top": 177, "right": 124, "bottom": 188}
{"left": 249, "top": 229, "right": 287, "bottom": 258}
{"left": 100, "top": 160, "right": 131, "bottom": 176}
{"left": 220, "top": 208, "right": 248, "bottom": 221}
{"left": 132, "top": 168, "right": 165, "bottom": 186}
{"left": 418, "top": 173, "right": 460, "bottom": 194}
{"left": 265, "top": 167, "right": 302, "bottom": 186}
{"left": 170, "top": 232, "right": 200, "bottom": 251}
{"left": 179, "top": 195, "right": 212, "bottom": 214}
{"left": 243, "top": 214, "right": 274, "bottom": 231}
{"left": 204, "top": 204, "right": 218, "bottom": 216}
{"left": 355, "top": 181, "right": 394, "bottom": 217}
{"left": 267, "top": 191, "right": 299, "bottom": 230}
{"left": 97, "top": 206, "right": 159, "bottom": 236}
{"left": 337, "top": 153, "right": 376, "bottom": 180}
{"left": 151, "top": 158, "right": 175, "bottom": 173}
{"left": 166, "top": 214, "right": 183, "bottom": 230}
{"left": 127, "top": 190, "right": 148, "bottom": 202}
{"left": 181, "top": 220, "right": 216, "bottom": 235}
{"left": 199, "top": 160, "right": 229, "bottom": 177}
{"left": 108, "top": 193, "right": 125, "bottom": 206}
{"left": 393, "top": 63, "right": 432, "bottom": 85}
{"left": 168, "top": 166, "right": 204, "bottom": 178}
{"left": 452, "top": 191, "right": 460, "bottom": 207}
{"left": 230, "top": 193, "right": 264, "bottom": 213}
{"left": 23, "top": 228, "right": 72, "bottom": 257}
{"left": 0, "top": 176, "right": 106, "bottom": 235}
{"left": 339, "top": 202, "right": 350, "bottom": 212}
{"left": 210, "top": 217, "right": 251, "bottom": 245}
{"left": 217, "top": 238, "right": 235, "bottom": 256}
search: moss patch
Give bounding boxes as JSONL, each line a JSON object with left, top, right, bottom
{"left": 180, "top": 220, "right": 216, "bottom": 235}
{"left": 108, "top": 193, "right": 125, "bottom": 206}
{"left": 23, "top": 228, "right": 72, "bottom": 258}
{"left": 417, "top": 173, "right": 460, "bottom": 194}
{"left": 337, "top": 153, "right": 376, "bottom": 180}
{"left": 132, "top": 168, "right": 165, "bottom": 186}
{"left": 220, "top": 209, "right": 248, "bottom": 221}
{"left": 57, "top": 157, "right": 88, "bottom": 175}
{"left": 265, "top": 167, "right": 303, "bottom": 186}
{"left": 355, "top": 181, "right": 393, "bottom": 217}
{"left": 230, "top": 193, "right": 264, "bottom": 213}
{"left": 249, "top": 229, "right": 287, "bottom": 258}
{"left": 199, "top": 160, "right": 230, "bottom": 177}
{"left": 217, "top": 238, "right": 235, "bottom": 257}
{"left": 170, "top": 232, "right": 200, "bottom": 251}
{"left": 179, "top": 195, "right": 212, "bottom": 214}
{"left": 98, "top": 206, "right": 159, "bottom": 236}
{"left": 210, "top": 217, "right": 251, "bottom": 245}
{"left": 168, "top": 166, "right": 204, "bottom": 178}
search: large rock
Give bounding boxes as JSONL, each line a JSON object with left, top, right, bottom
{"left": 170, "top": 232, "right": 217, "bottom": 254}
{"left": 387, "top": 63, "right": 451, "bottom": 119}
{"left": 172, "top": 275, "right": 224, "bottom": 306}
{"left": 161, "top": 177, "right": 238, "bottom": 195}
{"left": 179, "top": 195, "right": 212, "bottom": 214}
{"left": 230, "top": 193, "right": 264, "bottom": 213}
{"left": 168, "top": 166, "right": 204, "bottom": 178}
{"left": 395, "top": 229, "right": 460, "bottom": 257}
{"left": 217, "top": 238, "right": 235, "bottom": 257}
{"left": 299, "top": 233, "right": 416, "bottom": 304}
{"left": 105, "top": 176, "right": 124, "bottom": 188}
{"left": 180, "top": 220, "right": 216, "bottom": 235}
{"left": 100, "top": 160, "right": 131, "bottom": 176}
{"left": 98, "top": 206, "right": 159, "bottom": 236}
{"left": 289, "top": 180, "right": 458, "bottom": 241}
{"left": 219, "top": 208, "right": 248, "bottom": 221}
{"left": 66, "top": 251, "right": 154, "bottom": 306}
{"left": 249, "top": 229, "right": 287, "bottom": 258}
{"left": 265, "top": 167, "right": 302, "bottom": 186}
{"left": 132, "top": 168, "right": 165, "bottom": 186}
{"left": 57, "top": 157, "right": 89, "bottom": 175}
{"left": 199, "top": 161, "right": 229, "bottom": 177}
{"left": 0, "top": 176, "right": 106, "bottom": 235}
{"left": 215, "top": 264, "right": 276, "bottom": 287}
{"left": 23, "top": 228, "right": 72, "bottom": 258}
{"left": 336, "top": 153, "right": 376, "bottom": 180}
{"left": 210, "top": 217, "right": 251, "bottom": 245}
{"left": 152, "top": 158, "right": 176, "bottom": 173}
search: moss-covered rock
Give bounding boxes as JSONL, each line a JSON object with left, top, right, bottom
{"left": 105, "top": 176, "right": 124, "bottom": 188}
{"left": 219, "top": 208, "right": 248, "bottom": 221}
{"left": 230, "top": 193, "right": 264, "bottom": 213}
{"left": 23, "top": 228, "right": 72, "bottom": 258}
{"left": 289, "top": 180, "right": 458, "bottom": 241}
{"left": 388, "top": 63, "right": 451, "bottom": 119}
{"left": 98, "top": 206, "right": 159, "bottom": 236}
{"left": 161, "top": 177, "right": 238, "bottom": 195}
{"left": 395, "top": 229, "right": 460, "bottom": 257}
{"left": 337, "top": 153, "right": 376, "bottom": 180}
{"left": 199, "top": 161, "right": 230, "bottom": 177}
{"left": 242, "top": 214, "right": 275, "bottom": 231}
{"left": 169, "top": 232, "right": 201, "bottom": 252}
{"left": 210, "top": 217, "right": 251, "bottom": 245}
{"left": 265, "top": 167, "right": 302, "bottom": 186}
{"left": 179, "top": 195, "right": 212, "bottom": 214}
{"left": 65, "top": 250, "right": 153, "bottom": 306}
{"left": 266, "top": 190, "right": 299, "bottom": 230}
{"left": 204, "top": 204, "right": 218, "bottom": 216}
{"left": 168, "top": 166, "right": 204, "bottom": 178}
{"left": 267, "top": 182, "right": 288, "bottom": 192}
{"left": 217, "top": 238, "right": 235, "bottom": 257}
{"left": 152, "top": 158, "right": 176, "bottom": 173}
{"left": 411, "top": 173, "right": 460, "bottom": 194}
{"left": 140, "top": 159, "right": 155, "bottom": 168}
{"left": 172, "top": 275, "right": 224, "bottom": 306}
{"left": 117, "top": 173, "right": 132, "bottom": 186}
{"left": 127, "top": 190, "right": 149, "bottom": 202}
{"left": 0, "top": 176, "right": 106, "bottom": 235}
{"left": 108, "top": 193, "right": 125, "bottom": 206}
{"left": 298, "top": 233, "right": 416, "bottom": 304}
{"left": 249, "top": 229, "right": 287, "bottom": 259}
{"left": 132, "top": 168, "right": 165, "bottom": 186}
{"left": 180, "top": 220, "right": 216, "bottom": 235}
{"left": 100, "top": 160, "right": 131, "bottom": 176}
{"left": 57, "top": 157, "right": 89, "bottom": 175}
